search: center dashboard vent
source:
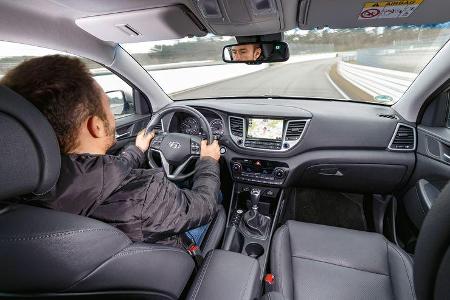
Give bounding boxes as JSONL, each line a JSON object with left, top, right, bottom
{"left": 229, "top": 117, "right": 244, "bottom": 137}
{"left": 388, "top": 124, "right": 416, "bottom": 151}
{"left": 285, "top": 120, "right": 308, "bottom": 141}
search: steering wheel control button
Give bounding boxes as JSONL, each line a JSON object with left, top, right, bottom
{"left": 190, "top": 141, "right": 200, "bottom": 155}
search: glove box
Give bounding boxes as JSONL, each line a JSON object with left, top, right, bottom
{"left": 300, "top": 163, "right": 407, "bottom": 193}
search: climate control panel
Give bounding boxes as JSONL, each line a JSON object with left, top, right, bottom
{"left": 230, "top": 158, "right": 289, "bottom": 186}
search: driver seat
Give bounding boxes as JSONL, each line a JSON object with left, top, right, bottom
{"left": 0, "top": 85, "right": 225, "bottom": 299}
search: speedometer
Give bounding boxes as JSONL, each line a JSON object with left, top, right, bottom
{"left": 210, "top": 119, "right": 224, "bottom": 137}
{"left": 180, "top": 117, "right": 200, "bottom": 135}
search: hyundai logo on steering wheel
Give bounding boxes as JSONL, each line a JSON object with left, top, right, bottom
{"left": 168, "top": 141, "right": 181, "bottom": 150}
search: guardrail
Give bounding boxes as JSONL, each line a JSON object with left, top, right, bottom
{"left": 337, "top": 61, "right": 416, "bottom": 102}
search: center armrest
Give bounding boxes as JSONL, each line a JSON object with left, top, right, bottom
{"left": 187, "top": 250, "right": 261, "bottom": 300}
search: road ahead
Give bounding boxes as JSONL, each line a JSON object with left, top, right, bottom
{"left": 172, "top": 58, "right": 344, "bottom": 100}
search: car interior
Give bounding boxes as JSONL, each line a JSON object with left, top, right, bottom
{"left": 0, "top": 0, "right": 449, "bottom": 299}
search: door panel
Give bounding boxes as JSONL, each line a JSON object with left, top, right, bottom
{"left": 402, "top": 91, "right": 450, "bottom": 229}
{"left": 108, "top": 114, "right": 154, "bottom": 155}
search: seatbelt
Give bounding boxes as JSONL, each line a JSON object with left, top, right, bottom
{"left": 180, "top": 233, "right": 204, "bottom": 269}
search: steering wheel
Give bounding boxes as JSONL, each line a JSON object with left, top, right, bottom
{"left": 145, "top": 105, "right": 213, "bottom": 181}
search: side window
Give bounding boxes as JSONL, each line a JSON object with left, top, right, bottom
{"left": 0, "top": 41, "right": 135, "bottom": 118}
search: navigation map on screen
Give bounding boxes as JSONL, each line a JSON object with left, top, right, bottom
{"left": 247, "top": 118, "right": 283, "bottom": 140}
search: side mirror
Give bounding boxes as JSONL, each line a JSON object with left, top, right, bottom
{"left": 222, "top": 41, "right": 289, "bottom": 64}
{"left": 106, "top": 90, "right": 131, "bottom": 115}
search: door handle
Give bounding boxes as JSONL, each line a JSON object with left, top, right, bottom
{"left": 443, "top": 153, "right": 450, "bottom": 163}
{"left": 115, "top": 131, "right": 131, "bottom": 139}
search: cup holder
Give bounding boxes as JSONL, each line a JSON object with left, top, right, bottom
{"left": 245, "top": 243, "right": 264, "bottom": 258}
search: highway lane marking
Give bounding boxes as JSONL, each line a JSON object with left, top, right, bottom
{"left": 325, "top": 72, "right": 350, "bottom": 100}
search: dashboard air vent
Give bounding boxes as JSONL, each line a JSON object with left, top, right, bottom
{"left": 153, "top": 121, "right": 163, "bottom": 131}
{"left": 389, "top": 124, "right": 415, "bottom": 151}
{"left": 229, "top": 117, "right": 244, "bottom": 137}
{"left": 378, "top": 114, "right": 398, "bottom": 120}
{"left": 285, "top": 120, "right": 307, "bottom": 141}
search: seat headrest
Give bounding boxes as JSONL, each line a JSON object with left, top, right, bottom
{"left": 0, "top": 86, "right": 60, "bottom": 200}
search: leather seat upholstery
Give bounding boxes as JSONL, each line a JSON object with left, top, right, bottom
{"left": 0, "top": 85, "right": 225, "bottom": 299}
{"left": 270, "top": 221, "right": 415, "bottom": 300}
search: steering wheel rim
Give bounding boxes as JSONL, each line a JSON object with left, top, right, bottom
{"left": 146, "top": 105, "right": 213, "bottom": 181}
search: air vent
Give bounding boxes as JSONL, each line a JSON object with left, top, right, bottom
{"left": 285, "top": 120, "right": 307, "bottom": 141}
{"left": 229, "top": 117, "right": 244, "bottom": 137}
{"left": 388, "top": 124, "right": 416, "bottom": 151}
{"left": 378, "top": 114, "right": 398, "bottom": 120}
{"left": 153, "top": 121, "right": 163, "bottom": 131}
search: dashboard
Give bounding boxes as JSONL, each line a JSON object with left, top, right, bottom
{"left": 164, "top": 98, "right": 417, "bottom": 194}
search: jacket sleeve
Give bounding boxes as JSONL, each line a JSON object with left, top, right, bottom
{"left": 100, "top": 145, "right": 146, "bottom": 198}
{"left": 113, "top": 145, "right": 146, "bottom": 169}
{"left": 140, "top": 157, "right": 220, "bottom": 243}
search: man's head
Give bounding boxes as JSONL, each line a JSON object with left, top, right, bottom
{"left": 0, "top": 55, "right": 116, "bottom": 154}
{"left": 231, "top": 43, "right": 262, "bottom": 61}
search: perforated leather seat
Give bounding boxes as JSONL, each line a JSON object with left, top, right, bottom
{"left": 0, "top": 85, "right": 225, "bottom": 299}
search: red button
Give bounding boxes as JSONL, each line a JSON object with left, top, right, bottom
{"left": 264, "top": 273, "right": 275, "bottom": 285}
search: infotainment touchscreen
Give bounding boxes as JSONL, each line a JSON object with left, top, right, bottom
{"left": 247, "top": 118, "right": 283, "bottom": 140}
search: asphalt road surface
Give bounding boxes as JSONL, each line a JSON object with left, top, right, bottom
{"left": 172, "top": 58, "right": 344, "bottom": 100}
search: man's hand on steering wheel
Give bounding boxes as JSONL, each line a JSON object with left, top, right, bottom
{"left": 135, "top": 129, "right": 156, "bottom": 153}
{"left": 200, "top": 140, "right": 220, "bottom": 161}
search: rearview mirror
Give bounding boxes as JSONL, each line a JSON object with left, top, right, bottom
{"left": 222, "top": 41, "right": 289, "bottom": 64}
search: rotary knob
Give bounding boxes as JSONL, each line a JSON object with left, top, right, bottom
{"left": 273, "top": 167, "right": 286, "bottom": 179}
{"left": 232, "top": 162, "right": 242, "bottom": 173}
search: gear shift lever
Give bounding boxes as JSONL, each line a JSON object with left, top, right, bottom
{"left": 241, "top": 188, "right": 270, "bottom": 239}
{"left": 250, "top": 188, "right": 261, "bottom": 210}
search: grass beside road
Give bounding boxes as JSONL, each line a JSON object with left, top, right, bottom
{"left": 328, "top": 63, "right": 374, "bottom": 104}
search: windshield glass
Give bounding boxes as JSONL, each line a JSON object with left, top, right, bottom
{"left": 122, "top": 23, "right": 450, "bottom": 105}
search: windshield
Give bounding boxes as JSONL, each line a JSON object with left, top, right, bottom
{"left": 122, "top": 23, "right": 450, "bottom": 105}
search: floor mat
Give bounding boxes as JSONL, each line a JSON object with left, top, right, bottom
{"left": 286, "top": 188, "right": 367, "bottom": 231}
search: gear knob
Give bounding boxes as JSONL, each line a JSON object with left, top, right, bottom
{"left": 250, "top": 188, "right": 261, "bottom": 209}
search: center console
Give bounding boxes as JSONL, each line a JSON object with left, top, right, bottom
{"left": 231, "top": 158, "right": 289, "bottom": 186}
{"left": 221, "top": 181, "right": 285, "bottom": 280}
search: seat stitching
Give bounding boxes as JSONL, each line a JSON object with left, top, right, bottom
{"left": 113, "top": 248, "right": 188, "bottom": 257}
{"left": 0, "top": 228, "right": 124, "bottom": 242}
{"left": 277, "top": 225, "right": 289, "bottom": 296}
{"left": 386, "top": 239, "right": 397, "bottom": 299}
{"left": 291, "top": 255, "right": 390, "bottom": 276}
{"left": 387, "top": 243, "right": 415, "bottom": 299}
{"left": 189, "top": 249, "right": 214, "bottom": 300}
{"left": 239, "top": 259, "right": 258, "bottom": 300}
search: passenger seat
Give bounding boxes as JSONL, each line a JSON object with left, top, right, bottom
{"left": 270, "top": 221, "right": 414, "bottom": 299}
{"left": 269, "top": 182, "right": 450, "bottom": 300}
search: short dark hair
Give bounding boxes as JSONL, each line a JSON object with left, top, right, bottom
{"left": 0, "top": 55, "right": 106, "bottom": 153}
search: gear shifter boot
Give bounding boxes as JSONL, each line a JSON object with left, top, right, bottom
{"left": 241, "top": 209, "right": 270, "bottom": 239}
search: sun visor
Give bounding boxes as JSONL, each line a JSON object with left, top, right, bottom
{"left": 75, "top": 5, "right": 206, "bottom": 43}
{"left": 299, "top": 0, "right": 450, "bottom": 29}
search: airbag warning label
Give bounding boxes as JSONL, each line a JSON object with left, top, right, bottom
{"left": 358, "top": 0, "right": 423, "bottom": 20}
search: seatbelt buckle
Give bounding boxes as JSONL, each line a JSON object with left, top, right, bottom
{"left": 264, "top": 273, "right": 275, "bottom": 293}
{"left": 187, "top": 244, "right": 201, "bottom": 257}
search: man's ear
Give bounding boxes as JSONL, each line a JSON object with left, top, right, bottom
{"left": 254, "top": 48, "right": 262, "bottom": 60}
{"left": 86, "top": 115, "right": 105, "bottom": 138}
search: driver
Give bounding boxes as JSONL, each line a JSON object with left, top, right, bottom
{"left": 1, "top": 55, "right": 221, "bottom": 248}
{"left": 231, "top": 43, "right": 262, "bottom": 61}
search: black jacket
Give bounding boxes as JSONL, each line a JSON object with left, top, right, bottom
{"left": 32, "top": 145, "right": 220, "bottom": 246}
